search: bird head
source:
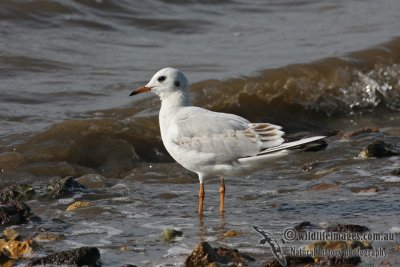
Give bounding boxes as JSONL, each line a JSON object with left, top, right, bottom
{"left": 130, "top": 67, "right": 189, "bottom": 100}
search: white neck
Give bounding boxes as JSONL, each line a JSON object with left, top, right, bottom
{"left": 160, "top": 90, "right": 191, "bottom": 108}
{"left": 159, "top": 91, "right": 191, "bottom": 138}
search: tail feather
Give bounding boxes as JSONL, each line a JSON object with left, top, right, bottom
{"left": 237, "top": 135, "right": 327, "bottom": 171}
{"left": 257, "top": 136, "right": 327, "bottom": 155}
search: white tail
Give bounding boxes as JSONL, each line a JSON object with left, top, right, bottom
{"left": 258, "top": 136, "right": 326, "bottom": 155}
{"left": 236, "top": 135, "right": 326, "bottom": 172}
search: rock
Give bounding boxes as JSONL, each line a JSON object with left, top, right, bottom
{"left": 119, "top": 245, "right": 129, "bottom": 252}
{"left": 302, "top": 160, "right": 322, "bottom": 171}
{"left": 0, "top": 250, "right": 10, "bottom": 265}
{"left": 34, "top": 232, "right": 66, "bottom": 242}
{"left": 3, "top": 228, "right": 20, "bottom": 241}
{"left": 293, "top": 221, "right": 314, "bottom": 232}
{"left": 314, "top": 255, "right": 361, "bottom": 266}
{"left": 306, "top": 240, "right": 371, "bottom": 252}
{"left": 361, "top": 188, "right": 378, "bottom": 194}
{"left": 392, "top": 168, "right": 400, "bottom": 176}
{"left": 75, "top": 174, "right": 107, "bottom": 188}
{"left": 66, "top": 201, "right": 93, "bottom": 211}
{"left": 311, "top": 183, "right": 338, "bottom": 191}
{"left": 325, "top": 224, "right": 369, "bottom": 233}
{"left": 0, "top": 184, "right": 36, "bottom": 203}
{"left": 47, "top": 176, "right": 85, "bottom": 199}
{"left": 305, "top": 241, "right": 363, "bottom": 266}
{"left": 185, "top": 242, "right": 227, "bottom": 266}
{"left": 357, "top": 140, "right": 400, "bottom": 159}
{"left": 184, "top": 242, "right": 255, "bottom": 266}
{"left": 206, "top": 263, "right": 231, "bottom": 267}
{"left": 28, "top": 246, "right": 101, "bottom": 267}
{"left": 0, "top": 239, "right": 38, "bottom": 259}
{"left": 262, "top": 256, "right": 314, "bottom": 267}
{"left": 350, "top": 240, "right": 372, "bottom": 249}
{"left": 354, "top": 187, "right": 379, "bottom": 194}
{"left": 0, "top": 201, "right": 32, "bottom": 226}
{"left": 223, "top": 230, "right": 239, "bottom": 237}
{"left": 215, "top": 247, "right": 255, "bottom": 264}
{"left": 161, "top": 228, "right": 183, "bottom": 241}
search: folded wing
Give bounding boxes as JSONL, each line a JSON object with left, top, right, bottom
{"left": 170, "top": 107, "right": 285, "bottom": 164}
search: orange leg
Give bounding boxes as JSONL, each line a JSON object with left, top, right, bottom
{"left": 198, "top": 182, "right": 205, "bottom": 216}
{"left": 219, "top": 177, "right": 225, "bottom": 213}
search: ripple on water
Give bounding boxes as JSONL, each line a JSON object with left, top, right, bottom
{"left": 68, "top": 222, "right": 124, "bottom": 248}
{"left": 127, "top": 212, "right": 153, "bottom": 219}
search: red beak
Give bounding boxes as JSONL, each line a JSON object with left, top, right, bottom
{"left": 129, "top": 86, "right": 151, "bottom": 96}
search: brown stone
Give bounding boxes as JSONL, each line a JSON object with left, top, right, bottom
{"left": 262, "top": 256, "right": 314, "bottom": 267}
{"left": 184, "top": 242, "right": 255, "bottom": 266}
{"left": 223, "top": 230, "right": 239, "bottom": 237}
{"left": 311, "top": 183, "right": 338, "bottom": 191}
{"left": 66, "top": 201, "right": 93, "bottom": 211}
{"left": 358, "top": 140, "right": 399, "bottom": 159}
{"left": 28, "top": 246, "right": 100, "bottom": 266}
{"left": 0, "top": 239, "right": 37, "bottom": 259}
{"left": 326, "top": 224, "right": 369, "bottom": 233}
{"left": 185, "top": 242, "right": 225, "bottom": 267}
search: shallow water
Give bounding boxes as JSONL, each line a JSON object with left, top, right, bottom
{"left": 1, "top": 0, "right": 400, "bottom": 266}
{"left": 21, "top": 125, "right": 400, "bottom": 266}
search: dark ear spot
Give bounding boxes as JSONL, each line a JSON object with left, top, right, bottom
{"left": 158, "top": 76, "right": 166, "bottom": 82}
{"left": 174, "top": 80, "right": 180, "bottom": 87}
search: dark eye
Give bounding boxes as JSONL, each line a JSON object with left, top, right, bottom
{"left": 174, "top": 80, "right": 180, "bottom": 87}
{"left": 158, "top": 76, "right": 166, "bottom": 82}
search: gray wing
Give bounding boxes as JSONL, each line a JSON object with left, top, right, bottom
{"left": 170, "top": 107, "right": 284, "bottom": 164}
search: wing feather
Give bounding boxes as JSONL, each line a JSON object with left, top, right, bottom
{"left": 169, "top": 107, "right": 285, "bottom": 164}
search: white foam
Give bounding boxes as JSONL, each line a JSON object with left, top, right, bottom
{"left": 357, "top": 191, "right": 378, "bottom": 196}
{"left": 127, "top": 212, "right": 152, "bottom": 219}
{"left": 70, "top": 228, "right": 105, "bottom": 236}
{"left": 163, "top": 245, "right": 192, "bottom": 258}
{"left": 111, "top": 196, "right": 131, "bottom": 202}
{"left": 57, "top": 198, "right": 75, "bottom": 205}
{"left": 65, "top": 239, "right": 106, "bottom": 248}
{"left": 260, "top": 189, "right": 279, "bottom": 195}
{"left": 381, "top": 176, "right": 400, "bottom": 182}
{"left": 354, "top": 169, "right": 373, "bottom": 176}
{"left": 64, "top": 239, "right": 88, "bottom": 247}
{"left": 389, "top": 226, "right": 400, "bottom": 233}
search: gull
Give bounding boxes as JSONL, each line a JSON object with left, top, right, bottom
{"left": 130, "top": 67, "right": 326, "bottom": 215}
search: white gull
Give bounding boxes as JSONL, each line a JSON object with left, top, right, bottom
{"left": 130, "top": 67, "right": 326, "bottom": 215}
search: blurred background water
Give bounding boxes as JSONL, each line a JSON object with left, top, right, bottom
{"left": 1, "top": 0, "right": 400, "bottom": 142}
